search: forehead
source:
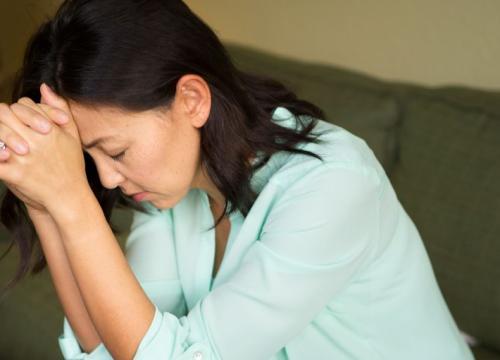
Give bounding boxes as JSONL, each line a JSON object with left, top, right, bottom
{"left": 67, "top": 102, "right": 163, "bottom": 147}
{"left": 68, "top": 102, "right": 132, "bottom": 127}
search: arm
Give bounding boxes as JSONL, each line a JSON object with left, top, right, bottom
{"left": 47, "top": 188, "right": 156, "bottom": 360}
{"left": 0, "top": 87, "right": 153, "bottom": 358}
{"left": 27, "top": 208, "right": 102, "bottom": 353}
{"left": 56, "top": 201, "right": 187, "bottom": 360}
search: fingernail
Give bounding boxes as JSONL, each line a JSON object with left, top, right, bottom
{"left": 40, "top": 121, "right": 51, "bottom": 132}
{"left": 16, "top": 143, "right": 28, "bottom": 154}
{"left": 42, "top": 83, "right": 55, "bottom": 97}
{"left": 57, "top": 112, "right": 69, "bottom": 123}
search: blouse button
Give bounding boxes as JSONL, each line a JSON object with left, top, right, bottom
{"left": 193, "top": 350, "right": 203, "bottom": 360}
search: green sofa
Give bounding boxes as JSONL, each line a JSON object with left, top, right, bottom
{"left": 0, "top": 43, "right": 498, "bottom": 359}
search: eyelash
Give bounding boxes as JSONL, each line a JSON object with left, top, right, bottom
{"left": 110, "top": 151, "right": 126, "bottom": 161}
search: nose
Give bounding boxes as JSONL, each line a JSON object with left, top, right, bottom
{"left": 95, "top": 160, "right": 126, "bottom": 190}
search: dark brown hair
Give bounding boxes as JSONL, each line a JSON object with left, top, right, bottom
{"left": 0, "top": 0, "right": 327, "bottom": 297}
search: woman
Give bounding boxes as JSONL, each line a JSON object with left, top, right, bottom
{"left": 0, "top": 0, "right": 474, "bottom": 359}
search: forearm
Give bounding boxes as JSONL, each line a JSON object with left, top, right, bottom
{"left": 28, "top": 208, "right": 102, "bottom": 353}
{"left": 47, "top": 189, "right": 155, "bottom": 360}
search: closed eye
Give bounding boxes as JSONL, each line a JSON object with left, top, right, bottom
{"left": 110, "top": 151, "right": 126, "bottom": 161}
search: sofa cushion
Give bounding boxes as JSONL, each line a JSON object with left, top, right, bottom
{"left": 389, "top": 90, "right": 500, "bottom": 351}
{"left": 472, "top": 345, "right": 500, "bottom": 360}
{"left": 225, "top": 43, "right": 399, "bottom": 174}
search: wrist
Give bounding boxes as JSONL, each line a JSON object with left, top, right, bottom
{"left": 27, "top": 206, "right": 53, "bottom": 223}
{"left": 46, "top": 185, "right": 98, "bottom": 226}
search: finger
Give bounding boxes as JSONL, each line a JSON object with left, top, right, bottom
{"left": 38, "top": 103, "right": 70, "bottom": 125}
{"left": 40, "top": 83, "right": 72, "bottom": 116}
{"left": 18, "top": 97, "right": 69, "bottom": 125}
{"left": 0, "top": 107, "right": 29, "bottom": 155}
{"left": 0, "top": 155, "right": 18, "bottom": 185}
{"left": 10, "top": 103, "right": 52, "bottom": 134}
{"left": 40, "top": 83, "right": 80, "bottom": 140}
{"left": 0, "top": 146, "right": 11, "bottom": 161}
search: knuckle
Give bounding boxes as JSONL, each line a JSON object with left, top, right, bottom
{"left": 34, "top": 113, "right": 48, "bottom": 124}
{"left": 0, "top": 103, "right": 10, "bottom": 114}
{"left": 20, "top": 99, "right": 38, "bottom": 111}
{"left": 9, "top": 103, "right": 29, "bottom": 121}
{"left": 28, "top": 102, "right": 47, "bottom": 116}
{"left": 19, "top": 97, "right": 35, "bottom": 105}
{"left": 9, "top": 103, "right": 25, "bottom": 115}
{"left": 5, "top": 132, "right": 18, "bottom": 144}
{"left": 9, "top": 103, "right": 23, "bottom": 116}
{"left": 14, "top": 133, "right": 26, "bottom": 143}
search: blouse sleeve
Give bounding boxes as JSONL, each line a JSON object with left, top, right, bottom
{"left": 60, "top": 163, "right": 382, "bottom": 360}
{"left": 58, "top": 202, "right": 186, "bottom": 359}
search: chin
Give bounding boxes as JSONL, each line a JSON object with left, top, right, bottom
{"left": 150, "top": 196, "right": 179, "bottom": 210}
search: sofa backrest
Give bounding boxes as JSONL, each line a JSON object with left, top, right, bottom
{"left": 388, "top": 84, "right": 500, "bottom": 350}
{"left": 224, "top": 43, "right": 400, "bottom": 174}
{"left": 224, "top": 43, "right": 500, "bottom": 351}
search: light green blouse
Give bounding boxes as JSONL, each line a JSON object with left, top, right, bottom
{"left": 58, "top": 107, "right": 474, "bottom": 359}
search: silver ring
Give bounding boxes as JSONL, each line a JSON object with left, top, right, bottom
{"left": 0, "top": 141, "right": 6, "bottom": 151}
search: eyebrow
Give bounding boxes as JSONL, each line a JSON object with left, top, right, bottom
{"left": 82, "top": 136, "right": 114, "bottom": 149}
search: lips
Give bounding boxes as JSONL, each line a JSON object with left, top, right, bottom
{"left": 131, "top": 192, "right": 148, "bottom": 202}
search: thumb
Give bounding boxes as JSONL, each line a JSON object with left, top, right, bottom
{"left": 40, "top": 83, "right": 80, "bottom": 139}
{"left": 40, "top": 83, "right": 65, "bottom": 110}
{"left": 40, "top": 83, "right": 72, "bottom": 114}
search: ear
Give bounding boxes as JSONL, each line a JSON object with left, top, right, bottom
{"left": 175, "top": 75, "right": 211, "bottom": 128}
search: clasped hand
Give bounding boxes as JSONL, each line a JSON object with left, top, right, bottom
{"left": 0, "top": 83, "right": 88, "bottom": 213}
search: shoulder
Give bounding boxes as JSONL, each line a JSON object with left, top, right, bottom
{"left": 252, "top": 113, "right": 385, "bottom": 267}
{"left": 269, "top": 116, "right": 383, "bottom": 192}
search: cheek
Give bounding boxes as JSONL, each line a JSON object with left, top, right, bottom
{"left": 156, "top": 131, "right": 201, "bottom": 187}
{"left": 132, "top": 123, "right": 201, "bottom": 198}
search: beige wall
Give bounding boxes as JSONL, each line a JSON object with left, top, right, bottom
{"left": 185, "top": 0, "right": 500, "bottom": 91}
{"left": 1, "top": 0, "right": 498, "bottom": 102}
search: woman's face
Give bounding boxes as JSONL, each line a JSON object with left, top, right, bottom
{"left": 68, "top": 75, "right": 218, "bottom": 209}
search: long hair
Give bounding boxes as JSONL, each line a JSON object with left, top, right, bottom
{"left": 0, "top": 0, "right": 327, "bottom": 296}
